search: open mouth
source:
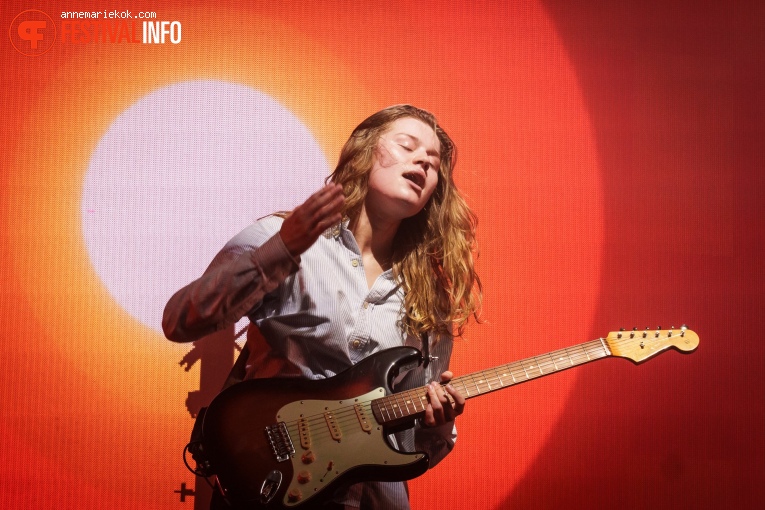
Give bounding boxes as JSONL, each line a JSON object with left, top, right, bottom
{"left": 402, "top": 171, "right": 425, "bottom": 189}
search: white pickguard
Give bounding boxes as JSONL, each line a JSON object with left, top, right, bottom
{"left": 276, "top": 387, "right": 424, "bottom": 506}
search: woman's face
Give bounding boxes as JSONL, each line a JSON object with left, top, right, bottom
{"left": 365, "top": 117, "right": 441, "bottom": 223}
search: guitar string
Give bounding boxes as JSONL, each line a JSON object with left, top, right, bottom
{"left": 279, "top": 385, "right": 447, "bottom": 446}
{"left": 292, "top": 341, "right": 610, "bottom": 431}
{"left": 606, "top": 330, "right": 687, "bottom": 350}
{"left": 274, "top": 332, "right": 686, "bottom": 446}
{"left": 276, "top": 339, "right": 612, "bottom": 445}
{"left": 284, "top": 401, "right": 381, "bottom": 446}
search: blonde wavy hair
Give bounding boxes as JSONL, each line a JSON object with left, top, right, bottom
{"left": 328, "top": 105, "right": 482, "bottom": 340}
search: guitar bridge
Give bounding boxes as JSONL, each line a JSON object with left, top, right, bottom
{"left": 265, "top": 422, "right": 295, "bottom": 462}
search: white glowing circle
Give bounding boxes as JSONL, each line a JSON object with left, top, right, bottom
{"left": 82, "top": 80, "right": 330, "bottom": 334}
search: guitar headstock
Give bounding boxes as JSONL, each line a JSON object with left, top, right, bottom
{"left": 606, "top": 325, "right": 699, "bottom": 363}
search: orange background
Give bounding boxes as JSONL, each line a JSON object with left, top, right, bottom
{"left": 1, "top": 1, "right": 762, "bottom": 509}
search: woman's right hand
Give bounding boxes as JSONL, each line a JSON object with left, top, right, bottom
{"left": 279, "top": 183, "right": 345, "bottom": 257}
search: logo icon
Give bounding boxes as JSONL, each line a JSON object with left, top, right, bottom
{"left": 9, "top": 10, "right": 56, "bottom": 56}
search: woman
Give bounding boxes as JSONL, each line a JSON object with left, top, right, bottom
{"left": 164, "top": 104, "right": 481, "bottom": 509}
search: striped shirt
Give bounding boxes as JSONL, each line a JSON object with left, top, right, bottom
{"left": 164, "top": 215, "right": 457, "bottom": 509}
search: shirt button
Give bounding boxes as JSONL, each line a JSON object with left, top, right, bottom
{"left": 351, "top": 259, "right": 359, "bottom": 267}
{"left": 362, "top": 301, "right": 369, "bottom": 309}
{"left": 351, "top": 339, "right": 362, "bottom": 349}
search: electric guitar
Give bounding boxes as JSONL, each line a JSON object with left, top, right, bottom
{"left": 198, "top": 327, "right": 699, "bottom": 509}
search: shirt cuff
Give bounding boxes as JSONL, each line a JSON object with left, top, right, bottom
{"left": 251, "top": 232, "right": 300, "bottom": 284}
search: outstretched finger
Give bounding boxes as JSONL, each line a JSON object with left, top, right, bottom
{"left": 445, "top": 383, "right": 465, "bottom": 417}
{"left": 423, "top": 382, "right": 445, "bottom": 427}
{"left": 304, "top": 199, "right": 343, "bottom": 239}
{"left": 300, "top": 183, "right": 344, "bottom": 216}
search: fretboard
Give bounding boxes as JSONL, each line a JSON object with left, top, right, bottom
{"left": 370, "top": 338, "right": 611, "bottom": 426}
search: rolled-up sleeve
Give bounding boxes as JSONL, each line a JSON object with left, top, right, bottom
{"left": 162, "top": 219, "right": 299, "bottom": 342}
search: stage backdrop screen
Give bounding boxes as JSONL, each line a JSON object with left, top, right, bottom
{"left": 1, "top": 1, "right": 762, "bottom": 509}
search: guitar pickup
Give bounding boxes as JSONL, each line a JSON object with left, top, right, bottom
{"left": 265, "top": 422, "right": 295, "bottom": 462}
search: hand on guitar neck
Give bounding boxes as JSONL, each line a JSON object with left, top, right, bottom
{"left": 421, "top": 371, "right": 465, "bottom": 428}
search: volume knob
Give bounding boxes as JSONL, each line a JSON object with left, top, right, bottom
{"left": 288, "top": 488, "right": 302, "bottom": 502}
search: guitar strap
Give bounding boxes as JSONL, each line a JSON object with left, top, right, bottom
{"left": 221, "top": 342, "right": 251, "bottom": 390}
{"left": 421, "top": 332, "right": 432, "bottom": 368}
{"left": 187, "top": 330, "right": 252, "bottom": 478}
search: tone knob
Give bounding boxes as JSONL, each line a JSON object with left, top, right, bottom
{"left": 297, "top": 471, "right": 312, "bottom": 484}
{"left": 288, "top": 488, "right": 302, "bottom": 502}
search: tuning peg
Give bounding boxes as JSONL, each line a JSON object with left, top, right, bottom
{"left": 618, "top": 327, "right": 624, "bottom": 339}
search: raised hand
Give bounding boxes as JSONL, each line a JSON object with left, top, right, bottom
{"left": 279, "top": 184, "right": 345, "bottom": 257}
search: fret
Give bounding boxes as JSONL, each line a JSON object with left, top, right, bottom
{"left": 582, "top": 343, "right": 598, "bottom": 362}
{"left": 494, "top": 365, "right": 506, "bottom": 386}
{"left": 474, "top": 375, "right": 486, "bottom": 393}
{"left": 400, "top": 391, "right": 416, "bottom": 416}
{"left": 469, "top": 373, "right": 481, "bottom": 395}
{"left": 508, "top": 364, "right": 518, "bottom": 384}
{"left": 416, "top": 390, "right": 427, "bottom": 412}
{"left": 484, "top": 371, "right": 494, "bottom": 391}
{"left": 588, "top": 340, "right": 608, "bottom": 359}
{"left": 535, "top": 355, "right": 547, "bottom": 374}
{"left": 478, "top": 369, "right": 494, "bottom": 391}
{"left": 377, "top": 399, "right": 391, "bottom": 422}
{"left": 552, "top": 347, "right": 574, "bottom": 368}
{"left": 566, "top": 345, "right": 585, "bottom": 365}
{"left": 564, "top": 347, "right": 577, "bottom": 366}
{"left": 400, "top": 393, "right": 412, "bottom": 416}
{"left": 512, "top": 362, "right": 527, "bottom": 382}
{"left": 541, "top": 353, "right": 556, "bottom": 374}
{"left": 392, "top": 393, "right": 406, "bottom": 417}
{"left": 459, "top": 379, "right": 471, "bottom": 397}
{"left": 387, "top": 395, "right": 400, "bottom": 419}
{"left": 415, "top": 390, "right": 428, "bottom": 412}
{"left": 492, "top": 366, "right": 505, "bottom": 388}
{"left": 532, "top": 359, "right": 542, "bottom": 377}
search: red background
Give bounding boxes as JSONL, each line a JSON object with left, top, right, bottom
{"left": 1, "top": 1, "right": 762, "bottom": 509}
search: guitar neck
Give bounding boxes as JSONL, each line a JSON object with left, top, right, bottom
{"left": 371, "top": 338, "right": 611, "bottom": 426}
{"left": 450, "top": 338, "right": 610, "bottom": 401}
{"left": 371, "top": 327, "right": 699, "bottom": 427}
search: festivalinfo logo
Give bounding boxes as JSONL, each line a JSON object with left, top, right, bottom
{"left": 10, "top": 9, "right": 182, "bottom": 55}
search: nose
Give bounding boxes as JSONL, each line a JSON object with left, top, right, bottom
{"left": 412, "top": 147, "right": 431, "bottom": 172}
